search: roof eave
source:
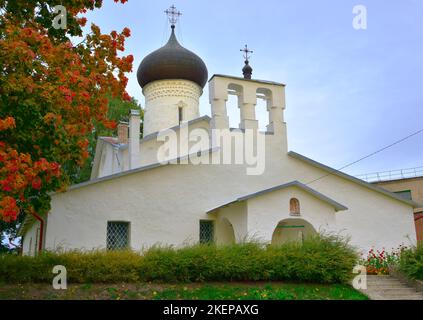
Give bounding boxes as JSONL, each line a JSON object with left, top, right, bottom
{"left": 209, "top": 74, "right": 286, "bottom": 87}
{"left": 52, "top": 146, "right": 220, "bottom": 195}
{"left": 288, "top": 151, "right": 420, "bottom": 208}
{"left": 207, "top": 180, "right": 348, "bottom": 214}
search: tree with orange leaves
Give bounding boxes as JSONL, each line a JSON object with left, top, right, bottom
{"left": 0, "top": 0, "right": 133, "bottom": 224}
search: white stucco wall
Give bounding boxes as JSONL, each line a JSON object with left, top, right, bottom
{"left": 142, "top": 79, "right": 202, "bottom": 136}
{"left": 97, "top": 143, "right": 127, "bottom": 178}
{"left": 245, "top": 186, "right": 338, "bottom": 242}
{"left": 213, "top": 202, "right": 248, "bottom": 243}
{"left": 23, "top": 75, "right": 417, "bottom": 255}
{"left": 213, "top": 185, "right": 338, "bottom": 244}
{"left": 139, "top": 117, "right": 211, "bottom": 167}
{"left": 283, "top": 155, "right": 417, "bottom": 251}
{"left": 39, "top": 134, "right": 416, "bottom": 255}
{"left": 214, "top": 216, "right": 236, "bottom": 245}
{"left": 95, "top": 118, "right": 212, "bottom": 178}
{"left": 22, "top": 220, "right": 40, "bottom": 257}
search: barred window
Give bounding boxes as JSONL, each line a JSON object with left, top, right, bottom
{"left": 199, "top": 220, "right": 214, "bottom": 244}
{"left": 107, "top": 222, "right": 130, "bottom": 250}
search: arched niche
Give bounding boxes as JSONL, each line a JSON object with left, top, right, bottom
{"left": 271, "top": 218, "right": 317, "bottom": 245}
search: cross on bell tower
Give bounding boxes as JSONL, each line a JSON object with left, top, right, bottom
{"left": 240, "top": 45, "right": 253, "bottom": 79}
{"left": 165, "top": 5, "right": 182, "bottom": 29}
{"left": 241, "top": 44, "right": 253, "bottom": 61}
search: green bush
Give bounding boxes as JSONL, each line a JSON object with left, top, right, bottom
{"left": 0, "top": 250, "right": 143, "bottom": 283}
{"left": 0, "top": 234, "right": 358, "bottom": 284}
{"left": 398, "top": 244, "right": 423, "bottom": 280}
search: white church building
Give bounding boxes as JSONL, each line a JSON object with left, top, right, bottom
{"left": 21, "top": 10, "right": 419, "bottom": 256}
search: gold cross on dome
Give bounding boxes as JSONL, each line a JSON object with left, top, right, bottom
{"left": 165, "top": 5, "right": 182, "bottom": 26}
{"left": 240, "top": 44, "right": 253, "bottom": 61}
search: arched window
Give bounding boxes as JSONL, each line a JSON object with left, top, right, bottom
{"left": 290, "top": 198, "right": 300, "bottom": 216}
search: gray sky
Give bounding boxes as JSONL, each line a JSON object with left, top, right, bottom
{"left": 85, "top": 0, "right": 423, "bottom": 177}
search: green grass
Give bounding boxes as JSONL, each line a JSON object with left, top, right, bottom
{"left": 152, "top": 284, "right": 368, "bottom": 300}
{"left": 0, "top": 282, "right": 368, "bottom": 300}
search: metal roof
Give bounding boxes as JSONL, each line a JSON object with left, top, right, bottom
{"left": 137, "top": 26, "right": 208, "bottom": 89}
{"left": 288, "top": 151, "right": 422, "bottom": 208}
{"left": 207, "top": 180, "right": 348, "bottom": 213}
{"left": 209, "top": 74, "right": 286, "bottom": 87}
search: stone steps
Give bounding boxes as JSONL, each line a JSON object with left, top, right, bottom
{"left": 359, "top": 275, "right": 423, "bottom": 300}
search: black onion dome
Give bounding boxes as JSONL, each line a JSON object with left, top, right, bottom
{"left": 137, "top": 26, "right": 208, "bottom": 89}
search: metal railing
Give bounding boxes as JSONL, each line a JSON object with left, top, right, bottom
{"left": 355, "top": 166, "right": 423, "bottom": 183}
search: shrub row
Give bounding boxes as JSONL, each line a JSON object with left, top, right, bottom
{"left": 0, "top": 235, "right": 358, "bottom": 284}
{"left": 398, "top": 244, "right": 423, "bottom": 280}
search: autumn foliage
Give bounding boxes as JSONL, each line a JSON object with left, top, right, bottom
{"left": 0, "top": 0, "right": 133, "bottom": 222}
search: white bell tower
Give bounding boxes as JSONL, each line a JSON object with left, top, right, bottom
{"left": 136, "top": 5, "right": 208, "bottom": 137}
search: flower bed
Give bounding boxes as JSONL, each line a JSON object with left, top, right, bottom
{"left": 363, "top": 247, "right": 404, "bottom": 275}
